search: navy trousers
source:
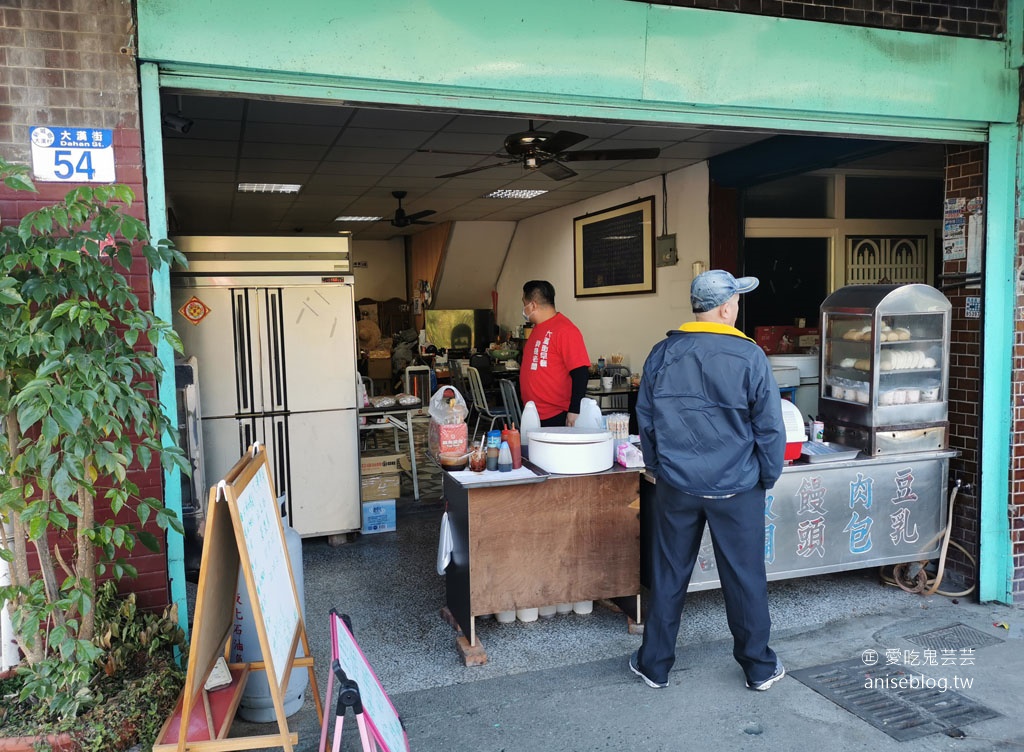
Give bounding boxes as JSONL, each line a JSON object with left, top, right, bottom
{"left": 637, "top": 481, "right": 778, "bottom": 685}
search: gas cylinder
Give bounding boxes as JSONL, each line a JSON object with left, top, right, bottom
{"left": 232, "top": 497, "right": 307, "bottom": 721}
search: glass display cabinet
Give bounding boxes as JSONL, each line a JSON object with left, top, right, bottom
{"left": 818, "top": 284, "right": 951, "bottom": 455}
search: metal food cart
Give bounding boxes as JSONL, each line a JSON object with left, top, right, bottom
{"left": 817, "top": 283, "right": 951, "bottom": 455}
{"left": 641, "top": 283, "right": 956, "bottom": 590}
{"left": 640, "top": 450, "right": 954, "bottom": 591}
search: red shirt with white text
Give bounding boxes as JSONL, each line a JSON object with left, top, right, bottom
{"left": 519, "top": 313, "right": 590, "bottom": 420}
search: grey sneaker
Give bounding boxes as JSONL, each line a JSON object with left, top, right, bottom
{"left": 746, "top": 661, "right": 785, "bottom": 691}
{"left": 629, "top": 651, "right": 668, "bottom": 688}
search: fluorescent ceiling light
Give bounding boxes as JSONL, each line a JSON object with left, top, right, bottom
{"left": 604, "top": 235, "right": 637, "bottom": 241}
{"left": 334, "top": 215, "right": 383, "bottom": 222}
{"left": 237, "top": 182, "right": 302, "bottom": 194}
{"left": 485, "top": 189, "right": 549, "bottom": 199}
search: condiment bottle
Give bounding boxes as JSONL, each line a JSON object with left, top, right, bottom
{"left": 497, "top": 441, "right": 513, "bottom": 472}
{"left": 485, "top": 428, "right": 501, "bottom": 469}
{"left": 501, "top": 424, "right": 522, "bottom": 469}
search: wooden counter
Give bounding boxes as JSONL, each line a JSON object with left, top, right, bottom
{"left": 443, "top": 465, "right": 642, "bottom": 649}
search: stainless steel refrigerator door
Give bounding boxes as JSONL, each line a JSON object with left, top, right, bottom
{"left": 172, "top": 286, "right": 261, "bottom": 419}
{"left": 200, "top": 414, "right": 292, "bottom": 504}
{"left": 265, "top": 284, "right": 359, "bottom": 413}
{"left": 202, "top": 410, "right": 358, "bottom": 535}
{"left": 285, "top": 408, "right": 361, "bottom": 536}
{"left": 199, "top": 415, "right": 259, "bottom": 489}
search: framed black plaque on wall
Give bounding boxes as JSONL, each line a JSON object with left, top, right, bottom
{"left": 573, "top": 196, "right": 655, "bottom": 297}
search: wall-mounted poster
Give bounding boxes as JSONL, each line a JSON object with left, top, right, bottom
{"left": 573, "top": 196, "right": 655, "bottom": 298}
{"left": 942, "top": 197, "right": 966, "bottom": 261}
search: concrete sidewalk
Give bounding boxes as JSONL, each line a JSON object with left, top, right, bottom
{"left": 395, "top": 594, "right": 1023, "bottom": 752}
{"left": 221, "top": 501, "right": 1023, "bottom": 751}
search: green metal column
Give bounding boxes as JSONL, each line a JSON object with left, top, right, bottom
{"left": 979, "top": 122, "right": 1019, "bottom": 604}
{"left": 139, "top": 62, "right": 188, "bottom": 635}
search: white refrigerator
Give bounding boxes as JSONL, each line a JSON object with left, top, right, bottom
{"left": 172, "top": 272, "right": 361, "bottom": 537}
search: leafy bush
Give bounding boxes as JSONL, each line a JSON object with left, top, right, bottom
{"left": 0, "top": 581, "right": 187, "bottom": 750}
{"left": 0, "top": 155, "right": 189, "bottom": 725}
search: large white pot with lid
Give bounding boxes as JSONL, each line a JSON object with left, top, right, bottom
{"left": 528, "top": 427, "right": 614, "bottom": 475}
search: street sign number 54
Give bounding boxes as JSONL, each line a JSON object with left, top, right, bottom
{"left": 30, "top": 126, "right": 116, "bottom": 183}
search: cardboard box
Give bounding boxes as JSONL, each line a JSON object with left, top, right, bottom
{"left": 361, "top": 473, "right": 401, "bottom": 501}
{"left": 368, "top": 356, "right": 392, "bottom": 380}
{"left": 361, "top": 499, "right": 396, "bottom": 534}
{"left": 359, "top": 452, "right": 411, "bottom": 475}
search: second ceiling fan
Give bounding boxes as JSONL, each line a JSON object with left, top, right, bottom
{"left": 389, "top": 190, "right": 435, "bottom": 228}
{"left": 421, "top": 120, "right": 661, "bottom": 181}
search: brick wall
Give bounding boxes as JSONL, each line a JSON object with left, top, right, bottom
{"left": 0, "top": 0, "right": 170, "bottom": 610}
{"left": 629, "top": 0, "right": 1006, "bottom": 39}
{"left": 941, "top": 145, "right": 985, "bottom": 585}
{"left": 1014, "top": 211, "right": 1024, "bottom": 600}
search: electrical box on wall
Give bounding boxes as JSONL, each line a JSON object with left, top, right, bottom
{"left": 656, "top": 234, "right": 677, "bottom": 267}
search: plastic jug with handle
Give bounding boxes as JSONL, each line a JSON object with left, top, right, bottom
{"left": 575, "top": 397, "right": 604, "bottom": 431}
{"left": 519, "top": 401, "right": 541, "bottom": 459}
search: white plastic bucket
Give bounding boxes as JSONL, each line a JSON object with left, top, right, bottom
{"left": 528, "top": 428, "right": 613, "bottom": 475}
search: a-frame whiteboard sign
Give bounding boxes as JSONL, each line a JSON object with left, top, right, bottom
{"left": 320, "top": 610, "right": 410, "bottom": 752}
{"left": 155, "top": 445, "right": 322, "bottom": 752}
{"left": 232, "top": 454, "right": 297, "bottom": 686}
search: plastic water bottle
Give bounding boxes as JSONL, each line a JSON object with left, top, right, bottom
{"left": 520, "top": 401, "right": 541, "bottom": 459}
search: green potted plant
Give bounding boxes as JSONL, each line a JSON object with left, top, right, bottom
{"left": 0, "top": 157, "right": 190, "bottom": 748}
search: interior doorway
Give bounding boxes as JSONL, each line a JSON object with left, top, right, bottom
{"left": 742, "top": 237, "right": 830, "bottom": 332}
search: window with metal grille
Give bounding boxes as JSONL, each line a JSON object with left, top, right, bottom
{"left": 846, "top": 236, "right": 927, "bottom": 285}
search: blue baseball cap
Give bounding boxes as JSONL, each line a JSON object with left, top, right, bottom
{"left": 691, "top": 269, "right": 759, "bottom": 313}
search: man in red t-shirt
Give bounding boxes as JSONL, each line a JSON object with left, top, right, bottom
{"left": 519, "top": 280, "right": 591, "bottom": 427}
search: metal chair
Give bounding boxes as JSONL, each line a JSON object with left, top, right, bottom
{"left": 466, "top": 366, "right": 508, "bottom": 444}
{"left": 449, "top": 358, "right": 470, "bottom": 403}
{"left": 360, "top": 374, "right": 374, "bottom": 398}
{"left": 498, "top": 378, "right": 522, "bottom": 430}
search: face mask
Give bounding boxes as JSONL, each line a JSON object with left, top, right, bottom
{"left": 522, "top": 306, "right": 530, "bottom": 322}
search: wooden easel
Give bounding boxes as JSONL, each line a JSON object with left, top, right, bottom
{"left": 155, "top": 444, "right": 323, "bottom": 752}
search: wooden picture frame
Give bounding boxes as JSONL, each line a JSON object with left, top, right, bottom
{"left": 574, "top": 196, "right": 655, "bottom": 298}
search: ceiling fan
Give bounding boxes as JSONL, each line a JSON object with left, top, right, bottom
{"left": 389, "top": 190, "right": 435, "bottom": 228}
{"left": 420, "top": 120, "right": 661, "bottom": 181}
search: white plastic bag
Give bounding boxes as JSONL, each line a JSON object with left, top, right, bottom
{"left": 436, "top": 511, "right": 454, "bottom": 575}
{"left": 615, "top": 442, "right": 645, "bottom": 468}
{"left": 428, "top": 386, "right": 470, "bottom": 458}
{"left": 429, "top": 385, "right": 468, "bottom": 420}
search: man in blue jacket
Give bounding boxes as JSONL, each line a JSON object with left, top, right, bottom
{"left": 630, "top": 269, "right": 786, "bottom": 691}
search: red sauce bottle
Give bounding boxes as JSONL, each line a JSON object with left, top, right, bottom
{"left": 501, "top": 424, "right": 522, "bottom": 469}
